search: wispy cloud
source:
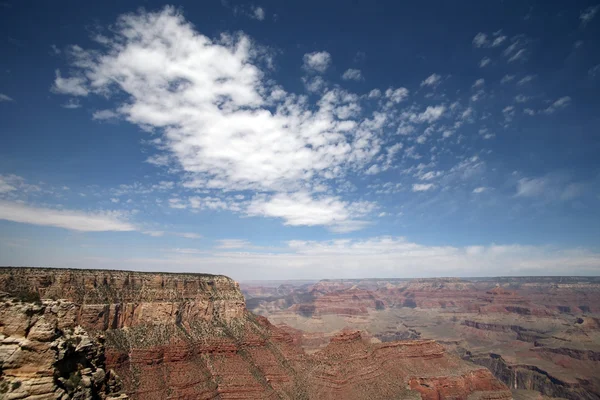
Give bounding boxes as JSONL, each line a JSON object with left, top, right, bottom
{"left": 0, "top": 93, "right": 14, "bottom": 102}
{"left": 215, "top": 239, "right": 252, "bottom": 249}
{"left": 0, "top": 200, "right": 135, "bottom": 232}
{"left": 543, "top": 96, "right": 571, "bottom": 114}
{"left": 247, "top": 192, "right": 375, "bottom": 232}
{"left": 420, "top": 73, "right": 441, "bottom": 87}
{"left": 479, "top": 57, "right": 491, "bottom": 68}
{"left": 580, "top": 5, "right": 599, "bottom": 27}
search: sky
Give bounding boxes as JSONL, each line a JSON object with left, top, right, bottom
{"left": 0, "top": 0, "right": 599, "bottom": 280}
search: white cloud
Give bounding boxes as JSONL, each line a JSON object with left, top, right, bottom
{"left": 92, "top": 109, "right": 119, "bottom": 120}
{"left": 491, "top": 35, "right": 507, "bottom": 47}
{"left": 6, "top": 237, "right": 600, "bottom": 279}
{"left": 473, "top": 32, "right": 506, "bottom": 49}
{"left": 543, "top": 96, "right": 571, "bottom": 114}
{"left": 367, "top": 89, "right": 381, "bottom": 98}
{"left": 302, "top": 76, "right": 326, "bottom": 93}
{"left": 247, "top": 192, "right": 374, "bottom": 231}
{"left": 472, "top": 32, "right": 488, "bottom": 47}
{"left": 215, "top": 239, "right": 251, "bottom": 249}
{"left": 0, "top": 175, "right": 20, "bottom": 193}
{"left": 251, "top": 6, "right": 265, "bottom": 21}
{"left": 168, "top": 198, "right": 188, "bottom": 209}
{"left": 175, "top": 232, "right": 202, "bottom": 239}
{"left": 500, "top": 74, "right": 515, "bottom": 84}
{"left": 412, "top": 183, "right": 434, "bottom": 192}
{"left": 303, "top": 51, "right": 332, "bottom": 73}
{"left": 61, "top": 99, "right": 81, "bottom": 109}
{"left": 515, "top": 94, "right": 529, "bottom": 103}
{"left": 479, "top": 57, "right": 491, "bottom": 68}
{"left": 385, "top": 87, "right": 409, "bottom": 103}
{"left": 516, "top": 174, "right": 585, "bottom": 201}
{"left": 413, "top": 105, "right": 446, "bottom": 123}
{"left": 52, "top": 7, "right": 399, "bottom": 229}
{"left": 0, "top": 93, "right": 14, "bottom": 102}
{"left": 472, "top": 78, "right": 485, "bottom": 88}
{"left": 517, "top": 75, "right": 536, "bottom": 85}
{"left": 0, "top": 200, "right": 135, "bottom": 232}
{"left": 52, "top": 70, "right": 89, "bottom": 96}
{"left": 507, "top": 48, "right": 527, "bottom": 63}
{"left": 420, "top": 73, "right": 441, "bottom": 87}
{"left": 580, "top": 5, "right": 599, "bottom": 26}
{"left": 342, "top": 68, "right": 363, "bottom": 81}
{"left": 473, "top": 186, "right": 487, "bottom": 193}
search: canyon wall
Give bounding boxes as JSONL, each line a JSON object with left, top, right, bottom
{"left": 0, "top": 267, "right": 513, "bottom": 400}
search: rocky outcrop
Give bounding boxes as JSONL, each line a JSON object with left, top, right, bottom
{"left": 0, "top": 293, "right": 127, "bottom": 400}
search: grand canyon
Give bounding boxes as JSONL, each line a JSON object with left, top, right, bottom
{"left": 1, "top": 267, "right": 599, "bottom": 399}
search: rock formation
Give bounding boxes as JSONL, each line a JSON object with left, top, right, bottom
{"left": 0, "top": 267, "right": 513, "bottom": 399}
{"left": 0, "top": 292, "right": 127, "bottom": 400}
{"left": 242, "top": 276, "right": 600, "bottom": 399}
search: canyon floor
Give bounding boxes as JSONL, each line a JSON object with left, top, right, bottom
{"left": 241, "top": 277, "right": 600, "bottom": 400}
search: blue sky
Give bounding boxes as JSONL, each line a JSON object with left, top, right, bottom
{"left": 1, "top": 0, "right": 599, "bottom": 280}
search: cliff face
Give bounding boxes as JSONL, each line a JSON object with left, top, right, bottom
{"left": 465, "top": 353, "right": 600, "bottom": 400}
{"left": 0, "top": 268, "right": 512, "bottom": 400}
{"left": 0, "top": 267, "right": 246, "bottom": 330}
{"left": 0, "top": 293, "right": 127, "bottom": 400}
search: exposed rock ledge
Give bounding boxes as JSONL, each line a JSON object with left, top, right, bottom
{"left": 0, "top": 292, "right": 128, "bottom": 400}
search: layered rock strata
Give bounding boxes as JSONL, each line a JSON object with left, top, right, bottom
{"left": 0, "top": 267, "right": 512, "bottom": 400}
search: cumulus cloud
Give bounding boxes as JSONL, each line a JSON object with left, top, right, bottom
{"left": 385, "top": 87, "right": 409, "bottom": 103}
{"left": 412, "top": 105, "right": 446, "bottom": 123}
{"left": 0, "top": 200, "right": 135, "bottom": 232}
{"left": 342, "top": 68, "right": 363, "bottom": 81}
{"left": 479, "top": 57, "right": 491, "bottom": 68}
{"left": 51, "top": 7, "right": 411, "bottom": 230}
{"left": 303, "top": 51, "right": 332, "bottom": 73}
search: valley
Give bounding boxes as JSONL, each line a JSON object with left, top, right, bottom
{"left": 241, "top": 277, "right": 600, "bottom": 400}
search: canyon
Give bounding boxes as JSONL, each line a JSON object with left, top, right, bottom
{"left": 242, "top": 277, "right": 600, "bottom": 400}
{"left": 0, "top": 267, "right": 513, "bottom": 399}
